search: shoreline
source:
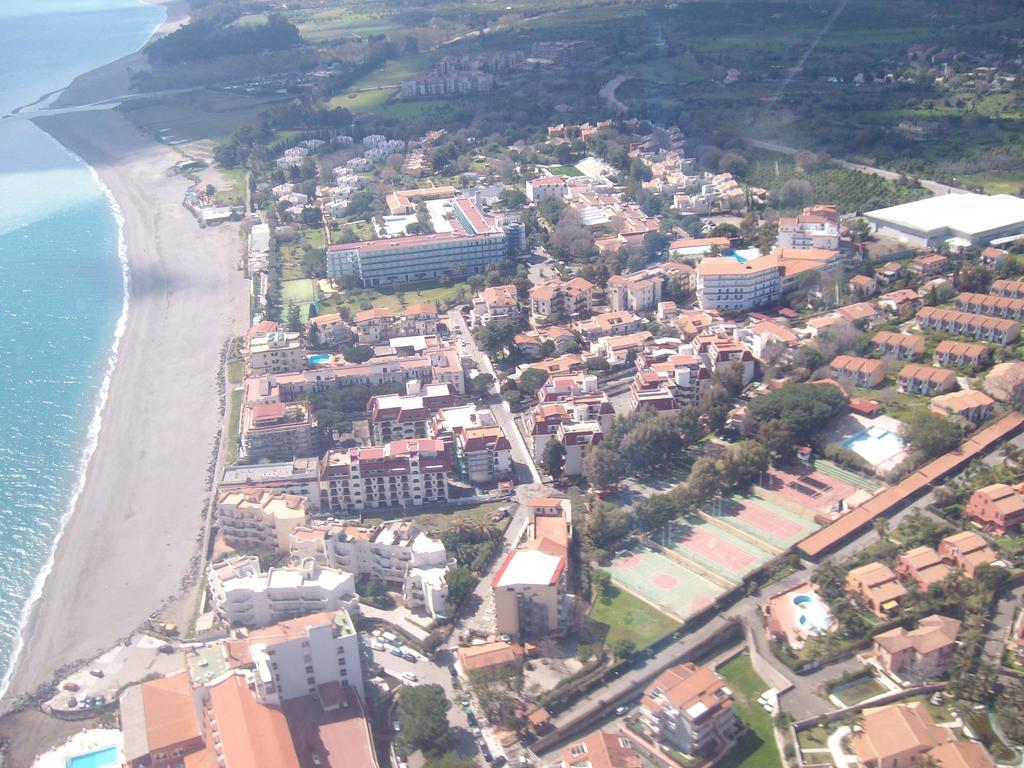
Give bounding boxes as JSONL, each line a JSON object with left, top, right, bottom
{"left": 0, "top": 0, "right": 248, "bottom": 716}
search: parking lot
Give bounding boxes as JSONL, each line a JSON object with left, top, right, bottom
{"left": 45, "top": 634, "right": 185, "bottom": 714}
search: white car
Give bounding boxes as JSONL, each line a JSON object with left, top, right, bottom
{"left": 401, "top": 672, "right": 418, "bottom": 683}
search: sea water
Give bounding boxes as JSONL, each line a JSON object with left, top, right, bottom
{"left": 0, "top": 0, "right": 164, "bottom": 692}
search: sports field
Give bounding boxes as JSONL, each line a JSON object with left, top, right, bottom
{"left": 716, "top": 496, "right": 820, "bottom": 550}
{"left": 606, "top": 544, "right": 724, "bottom": 622}
{"left": 663, "top": 519, "right": 772, "bottom": 580}
{"left": 281, "top": 278, "right": 316, "bottom": 321}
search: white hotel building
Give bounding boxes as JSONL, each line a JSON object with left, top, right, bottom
{"left": 207, "top": 555, "right": 358, "bottom": 628}
{"left": 290, "top": 519, "right": 452, "bottom": 618}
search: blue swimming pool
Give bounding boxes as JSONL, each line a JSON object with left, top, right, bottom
{"left": 842, "top": 425, "right": 905, "bottom": 465}
{"left": 67, "top": 746, "right": 119, "bottom": 768}
{"left": 308, "top": 354, "right": 331, "bottom": 365}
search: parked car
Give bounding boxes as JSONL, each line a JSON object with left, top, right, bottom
{"left": 466, "top": 709, "right": 478, "bottom": 727}
{"left": 392, "top": 719, "right": 401, "bottom": 733}
{"left": 401, "top": 672, "right": 418, "bottom": 683}
{"left": 158, "top": 644, "right": 175, "bottom": 654}
{"left": 403, "top": 652, "right": 417, "bottom": 663}
{"left": 62, "top": 681, "right": 80, "bottom": 692}
{"left": 88, "top": 669, "right": 104, "bottom": 678}
{"left": 391, "top": 648, "right": 404, "bottom": 658}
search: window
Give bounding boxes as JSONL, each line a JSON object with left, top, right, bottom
{"left": 569, "top": 744, "right": 587, "bottom": 757}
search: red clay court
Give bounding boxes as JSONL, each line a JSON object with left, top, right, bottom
{"left": 676, "top": 526, "right": 759, "bottom": 572}
{"left": 763, "top": 467, "right": 858, "bottom": 517}
{"left": 718, "top": 496, "right": 820, "bottom": 550}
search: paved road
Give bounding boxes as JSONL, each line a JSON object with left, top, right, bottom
{"left": 984, "top": 584, "right": 1024, "bottom": 664}
{"left": 744, "top": 138, "right": 970, "bottom": 198}
{"left": 599, "top": 75, "right": 631, "bottom": 115}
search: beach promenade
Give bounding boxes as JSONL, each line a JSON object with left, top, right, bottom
{"left": 0, "top": 108, "right": 248, "bottom": 709}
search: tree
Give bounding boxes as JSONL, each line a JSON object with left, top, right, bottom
{"left": 446, "top": 565, "right": 477, "bottom": 611}
{"left": 635, "top": 493, "right": 678, "bottom": 529}
{"left": 473, "top": 319, "right": 518, "bottom": 356}
{"left": 773, "top": 179, "right": 813, "bottom": 208}
{"left": 611, "top": 638, "right": 636, "bottom": 659}
{"left": 518, "top": 367, "right": 549, "bottom": 396}
{"left": 397, "top": 684, "right": 453, "bottom": 756}
{"left": 642, "top": 231, "right": 670, "bottom": 262}
{"left": 468, "top": 372, "right": 495, "bottom": 398}
{"left": 286, "top": 304, "right": 302, "bottom": 332}
{"left": 713, "top": 361, "right": 745, "bottom": 397}
{"left": 758, "top": 419, "right": 797, "bottom": 461}
{"left": 904, "top": 409, "right": 962, "bottom": 460}
{"left": 541, "top": 440, "right": 566, "bottom": 480}
{"left": 687, "top": 457, "right": 724, "bottom": 504}
{"left": 583, "top": 444, "right": 624, "bottom": 488}
{"left": 499, "top": 189, "right": 528, "bottom": 209}
{"left": 425, "top": 754, "right": 477, "bottom": 768}
{"left": 748, "top": 383, "right": 847, "bottom": 437}
{"left": 340, "top": 344, "right": 374, "bottom": 364}
{"left": 723, "top": 440, "right": 770, "bottom": 486}
{"left": 591, "top": 569, "right": 612, "bottom": 600}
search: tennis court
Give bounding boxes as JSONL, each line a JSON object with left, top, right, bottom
{"left": 764, "top": 467, "right": 858, "bottom": 518}
{"left": 606, "top": 544, "right": 725, "bottom": 622}
{"left": 716, "top": 497, "right": 820, "bottom": 550}
{"left": 281, "top": 278, "right": 316, "bottom": 321}
{"left": 664, "top": 520, "right": 770, "bottom": 578}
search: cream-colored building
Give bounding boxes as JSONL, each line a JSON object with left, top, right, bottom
{"left": 207, "top": 555, "right": 357, "bottom": 628}
{"left": 290, "top": 519, "right": 452, "bottom": 618}
{"left": 248, "top": 330, "right": 305, "bottom": 375}
{"left": 216, "top": 488, "right": 309, "bottom": 553}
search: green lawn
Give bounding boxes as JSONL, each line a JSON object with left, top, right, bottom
{"left": 327, "top": 87, "right": 398, "bottom": 112}
{"left": 716, "top": 654, "right": 783, "bottom": 768}
{"left": 226, "top": 388, "right": 244, "bottom": 465}
{"left": 365, "top": 500, "right": 508, "bottom": 534}
{"left": 796, "top": 725, "right": 829, "bottom": 751}
{"left": 588, "top": 585, "right": 679, "bottom": 650}
{"left": 325, "top": 280, "right": 472, "bottom": 316}
{"left": 227, "top": 358, "right": 244, "bottom": 385}
{"left": 548, "top": 165, "right": 584, "bottom": 177}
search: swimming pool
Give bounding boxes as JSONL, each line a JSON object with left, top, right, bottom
{"left": 67, "top": 746, "right": 119, "bottom": 768}
{"left": 308, "top": 354, "right": 331, "bottom": 365}
{"left": 842, "top": 425, "right": 905, "bottom": 466}
{"left": 792, "top": 592, "right": 833, "bottom": 634}
{"left": 727, "top": 247, "right": 762, "bottom": 264}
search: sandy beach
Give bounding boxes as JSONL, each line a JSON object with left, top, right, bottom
{"left": 0, "top": 0, "right": 248, "bottom": 716}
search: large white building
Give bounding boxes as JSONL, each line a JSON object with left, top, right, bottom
{"left": 290, "top": 519, "right": 452, "bottom": 618}
{"left": 777, "top": 206, "right": 840, "bottom": 250}
{"left": 865, "top": 193, "right": 1024, "bottom": 248}
{"left": 430, "top": 403, "right": 512, "bottom": 484}
{"left": 245, "top": 609, "right": 364, "bottom": 704}
{"left": 207, "top": 555, "right": 357, "bottom": 628}
{"left": 216, "top": 489, "right": 309, "bottom": 553}
{"left": 696, "top": 248, "right": 842, "bottom": 311}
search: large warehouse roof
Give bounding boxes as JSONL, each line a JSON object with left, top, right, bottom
{"left": 865, "top": 193, "right": 1024, "bottom": 239}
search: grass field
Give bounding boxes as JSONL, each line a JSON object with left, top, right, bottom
{"left": 716, "top": 654, "right": 783, "bottom": 768}
{"left": 281, "top": 278, "right": 317, "bottom": 321}
{"left": 325, "top": 280, "right": 472, "bottom": 316}
{"left": 119, "top": 91, "right": 290, "bottom": 146}
{"left": 589, "top": 585, "right": 679, "bottom": 650}
{"left": 366, "top": 499, "right": 508, "bottom": 533}
{"left": 548, "top": 165, "right": 584, "bottom": 177}
{"left": 328, "top": 88, "right": 398, "bottom": 112}
{"left": 226, "top": 388, "right": 244, "bottom": 465}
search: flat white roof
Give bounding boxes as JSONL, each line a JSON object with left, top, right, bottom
{"left": 866, "top": 193, "right": 1024, "bottom": 238}
{"left": 495, "top": 549, "right": 562, "bottom": 587}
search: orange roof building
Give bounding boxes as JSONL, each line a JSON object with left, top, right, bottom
{"left": 938, "top": 530, "right": 997, "bottom": 577}
{"left": 640, "top": 663, "right": 740, "bottom": 756}
{"left": 966, "top": 483, "right": 1024, "bottom": 535}
{"left": 561, "top": 732, "right": 643, "bottom": 768}
{"left": 845, "top": 562, "right": 907, "bottom": 618}
{"left": 851, "top": 702, "right": 948, "bottom": 768}
{"left": 873, "top": 615, "right": 960, "bottom": 679}
{"left": 121, "top": 672, "right": 205, "bottom": 768}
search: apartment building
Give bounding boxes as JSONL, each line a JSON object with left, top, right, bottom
{"left": 560, "top": 732, "right": 642, "bottom": 768}
{"left": 908, "top": 253, "right": 949, "bottom": 275}
{"left": 877, "top": 289, "right": 922, "bottom": 317}
{"left": 291, "top": 519, "right": 451, "bottom": 618}
{"left": 630, "top": 353, "right": 709, "bottom": 412}
{"left": 326, "top": 229, "right": 508, "bottom": 287}
{"left": 207, "top": 555, "right": 358, "bottom": 628}
{"left": 526, "top": 174, "right": 571, "bottom": 202}
{"left": 216, "top": 489, "right": 309, "bottom": 553}
{"left": 828, "top": 355, "right": 886, "bottom": 388}
{"left": 640, "top": 663, "right": 739, "bottom": 757}
{"left": 696, "top": 257, "right": 780, "bottom": 311}
{"left": 320, "top": 439, "right": 451, "bottom": 513}
{"left": 872, "top": 331, "right": 925, "bottom": 361}
{"left": 933, "top": 339, "right": 990, "bottom": 369}
{"left": 929, "top": 389, "right": 994, "bottom": 424}
{"left": 694, "top": 334, "right": 756, "bottom": 386}
{"left": 245, "top": 609, "right": 364, "bottom": 704}
{"left": 353, "top": 308, "right": 396, "bottom": 344}
{"left": 429, "top": 403, "right": 510, "bottom": 484}
{"left": 493, "top": 498, "right": 573, "bottom": 637}
{"left": 557, "top": 420, "right": 604, "bottom": 476}
{"left": 529, "top": 277, "right": 595, "bottom": 322}
{"left": 577, "top": 310, "right": 643, "bottom": 340}
{"left": 991, "top": 278, "right": 1024, "bottom": 298}
{"left": 590, "top": 331, "right": 655, "bottom": 367}
{"left": 310, "top": 313, "right": 353, "bottom": 348}
{"left": 873, "top": 615, "right": 960, "bottom": 679}
{"left": 368, "top": 382, "right": 456, "bottom": 444}
{"left": 606, "top": 271, "right": 663, "bottom": 313}
{"left": 269, "top": 348, "right": 465, "bottom": 399}
{"left": 916, "top": 307, "right": 1021, "bottom": 344}
{"left": 894, "top": 546, "right": 950, "bottom": 591}
{"left": 845, "top": 561, "right": 908, "bottom": 618}
{"left": 777, "top": 206, "right": 840, "bottom": 250}
{"left": 967, "top": 483, "right": 1024, "bottom": 535}
{"left": 248, "top": 330, "right": 305, "bottom": 375}
{"left": 240, "top": 401, "right": 317, "bottom": 463}
{"left": 849, "top": 274, "right": 877, "bottom": 297}
{"left": 956, "top": 291, "right": 1024, "bottom": 320}
{"left": 220, "top": 458, "right": 323, "bottom": 512}
{"left": 471, "top": 284, "right": 521, "bottom": 326}
{"left": 515, "top": 326, "right": 577, "bottom": 357}
{"left": 938, "top": 530, "right": 997, "bottom": 578}
{"left": 897, "top": 363, "right": 957, "bottom": 396}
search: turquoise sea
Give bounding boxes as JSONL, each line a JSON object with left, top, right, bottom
{"left": 0, "top": 0, "right": 164, "bottom": 692}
